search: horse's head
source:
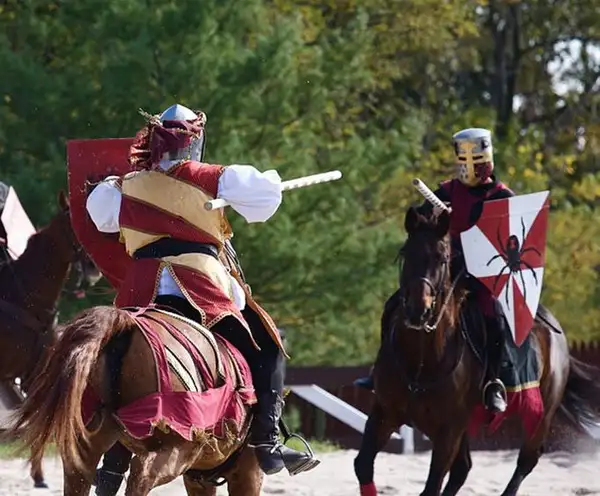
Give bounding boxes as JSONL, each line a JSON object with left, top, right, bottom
{"left": 398, "top": 206, "right": 452, "bottom": 331}
{"left": 54, "top": 191, "right": 102, "bottom": 295}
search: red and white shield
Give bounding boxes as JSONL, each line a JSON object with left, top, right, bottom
{"left": 67, "top": 138, "right": 134, "bottom": 290}
{"left": 460, "top": 191, "right": 550, "bottom": 346}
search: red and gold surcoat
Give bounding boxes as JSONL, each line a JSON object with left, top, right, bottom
{"left": 114, "top": 160, "right": 284, "bottom": 352}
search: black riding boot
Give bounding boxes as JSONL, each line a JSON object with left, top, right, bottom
{"left": 249, "top": 389, "right": 319, "bottom": 476}
{"left": 212, "top": 311, "right": 320, "bottom": 477}
{"left": 483, "top": 315, "right": 508, "bottom": 414}
{"left": 93, "top": 443, "right": 132, "bottom": 496}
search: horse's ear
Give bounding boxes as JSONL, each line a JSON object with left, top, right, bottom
{"left": 404, "top": 206, "right": 420, "bottom": 233}
{"left": 57, "top": 190, "right": 70, "bottom": 211}
{"left": 436, "top": 209, "right": 451, "bottom": 237}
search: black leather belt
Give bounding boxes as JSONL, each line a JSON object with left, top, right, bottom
{"left": 133, "top": 238, "right": 218, "bottom": 260}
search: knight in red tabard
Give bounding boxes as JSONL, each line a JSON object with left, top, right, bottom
{"left": 355, "top": 128, "right": 514, "bottom": 414}
{"left": 86, "top": 104, "right": 319, "bottom": 496}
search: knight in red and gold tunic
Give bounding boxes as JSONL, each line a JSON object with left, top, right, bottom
{"left": 86, "top": 104, "right": 318, "bottom": 496}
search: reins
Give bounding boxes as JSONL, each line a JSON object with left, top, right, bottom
{"left": 391, "top": 232, "right": 468, "bottom": 393}
{"left": 421, "top": 268, "right": 465, "bottom": 333}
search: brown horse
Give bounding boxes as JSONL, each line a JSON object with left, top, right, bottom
{"left": 354, "top": 207, "right": 600, "bottom": 496}
{"left": 0, "top": 190, "right": 100, "bottom": 488}
{"left": 7, "top": 303, "right": 266, "bottom": 495}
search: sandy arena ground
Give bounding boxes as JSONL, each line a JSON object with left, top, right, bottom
{"left": 2, "top": 449, "right": 600, "bottom": 495}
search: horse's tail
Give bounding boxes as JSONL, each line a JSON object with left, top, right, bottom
{"left": 559, "top": 355, "right": 600, "bottom": 432}
{"left": 8, "top": 306, "right": 134, "bottom": 469}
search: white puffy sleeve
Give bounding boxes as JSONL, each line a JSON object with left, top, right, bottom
{"left": 217, "top": 165, "right": 283, "bottom": 223}
{"left": 85, "top": 176, "right": 122, "bottom": 233}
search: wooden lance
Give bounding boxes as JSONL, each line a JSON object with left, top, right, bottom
{"left": 412, "top": 178, "right": 451, "bottom": 212}
{"left": 204, "top": 170, "right": 343, "bottom": 211}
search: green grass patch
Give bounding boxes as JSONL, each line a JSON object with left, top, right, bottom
{"left": 0, "top": 441, "right": 24, "bottom": 459}
{"left": 0, "top": 441, "right": 58, "bottom": 459}
{"left": 285, "top": 437, "right": 340, "bottom": 453}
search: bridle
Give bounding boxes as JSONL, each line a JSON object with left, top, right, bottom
{"left": 398, "top": 250, "right": 463, "bottom": 333}
{"left": 392, "top": 248, "right": 466, "bottom": 394}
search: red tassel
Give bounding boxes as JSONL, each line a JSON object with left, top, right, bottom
{"left": 360, "top": 482, "right": 377, "bottom": 496}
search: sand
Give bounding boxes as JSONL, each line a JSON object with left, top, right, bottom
{"left": 2, "top": 449, "right": 599, "bottom": 495}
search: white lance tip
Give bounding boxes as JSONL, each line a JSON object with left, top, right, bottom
{"left": 412, "top": 177, "right": 450, "bottom": 212}
{"left": 204, "top": 169, "right": 343, "bottom": 211}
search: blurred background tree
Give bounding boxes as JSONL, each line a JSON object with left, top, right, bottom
{"left": 0, "top": 0, "right": 598, "bottom": 364}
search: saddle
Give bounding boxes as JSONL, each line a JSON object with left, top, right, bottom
{"left": 136, "top": 307, "right": 247, "bottom": 394}
{"left": 102, "top": 305, "right": 252, "bottom": 417}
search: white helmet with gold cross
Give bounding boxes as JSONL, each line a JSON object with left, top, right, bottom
{"left": 452, "top": 128, "right": 494, "bottom": 187}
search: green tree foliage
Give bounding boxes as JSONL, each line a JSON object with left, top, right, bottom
{"left": 0, "top": 0, "right": 598, "bottom": 364}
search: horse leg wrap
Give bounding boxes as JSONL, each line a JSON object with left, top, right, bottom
{"left": 360, "top": 482, "right": 377, "bottom": 496}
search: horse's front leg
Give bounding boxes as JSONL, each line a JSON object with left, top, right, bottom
{"left": 420, "top": 427, "right": 466, "bottom": 496}
{"left": 441, "top": 432, "right": 472, "bottom": 496}
{"left": 354, "top": 400, "right": 402, "bottom": 496}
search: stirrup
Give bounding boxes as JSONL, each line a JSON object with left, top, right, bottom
{"left": 279, "top": 418, "right": 321, "bottom": 476}
{"left": 482, "top": 379, "right": 507, "bottom": 406}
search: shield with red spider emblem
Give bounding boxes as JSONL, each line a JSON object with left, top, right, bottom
{"left": 67, "top": 138, "right": 134, "bottom": 290}
{"left": 460, "top": 191, "right": 550, "bottom": 347}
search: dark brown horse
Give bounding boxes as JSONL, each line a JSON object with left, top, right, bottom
{"left": 7, "top": 304, "right": 265, "bottom": 495}
{"left": 354, "top": 207, "right": 600, "bottom": 496}
{"left": 0, "top": 190, "right": 100, "bottom": 488}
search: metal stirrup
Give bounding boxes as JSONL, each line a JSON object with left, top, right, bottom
{"left": 278, "top": 418, "right": 316, "bottom": 459}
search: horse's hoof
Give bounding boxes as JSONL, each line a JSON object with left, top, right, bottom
{"left": 34, "top": 481, "right": 49, "bottom": 489}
